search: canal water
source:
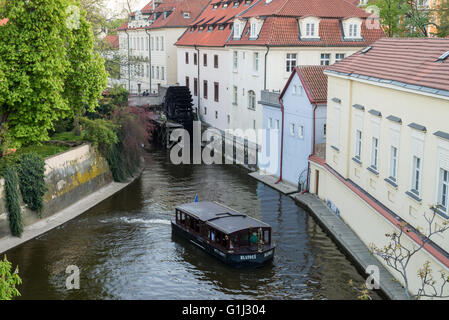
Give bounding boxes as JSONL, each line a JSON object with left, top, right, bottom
{"left": 5, "top": 148, "right": 381, "bottom": 300}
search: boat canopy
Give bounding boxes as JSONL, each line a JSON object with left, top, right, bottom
{"left": 176, "top": 201, "right": 270, "bottom": 235}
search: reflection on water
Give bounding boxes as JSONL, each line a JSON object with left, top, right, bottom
{"left": 5, "top": 148, "right": 381, "bottom": 300}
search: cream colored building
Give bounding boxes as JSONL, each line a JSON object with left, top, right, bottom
{"left": 308, "top": 38, "right": 449, "bottom": 297}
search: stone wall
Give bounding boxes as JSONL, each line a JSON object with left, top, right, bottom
{"left": 0, "top": 144, "right": 113, "bottom": 238}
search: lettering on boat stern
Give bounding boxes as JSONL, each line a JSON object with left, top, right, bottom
{"left": 240, "top": 254, "right": 257, "bottom": 260}
{"left": 264, "top": 250, "right": 273, "bottom": 257}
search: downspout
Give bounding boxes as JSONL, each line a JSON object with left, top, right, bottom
{"left": 264, "top": 45, "right": 270, "bottom": 90}
{"left": 145, "top": 28, "right": 152, "bottom": 92}
{"left": 125, "top": 29, "right": 131, "bottom": 92}
{"left": 303, "top": 102, "right": 318, "bottom": 194}
{"left": 195, "top": 45, "right": 200, "bottom": 113}
{"left": 275, "top": 97, "right": 285, "bottom": 184}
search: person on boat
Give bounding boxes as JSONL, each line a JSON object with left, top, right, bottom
{"left": 250, "top": 232, "right": 259, "bottom": 248}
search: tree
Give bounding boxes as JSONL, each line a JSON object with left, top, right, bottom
{"left": 370, "top": 205, "right": 449, "bottom": 299}
{"left": 436, "top": 0, "right": 449, "bottom": 37}
{"left": 372, "top": 0, "right": 408, "bottom": 37}
{"left": 0, "top": 0, "right": 72, "bottom": 147}
{"left": 64, "top": 1, "right": 108, "bottom": 135}
{"left": 402, "top": 0, "right": 434, "bottom": 37}
{"left": 0, "top": 255, "right": 22, "bottom": 300}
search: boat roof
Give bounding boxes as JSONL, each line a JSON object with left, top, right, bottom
{"left": 176, "top": 201, "right": 271, "bottom": 234}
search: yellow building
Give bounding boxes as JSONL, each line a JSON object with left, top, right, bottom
{"left": 309, "top": 38, "right": 449, "bottom": 297}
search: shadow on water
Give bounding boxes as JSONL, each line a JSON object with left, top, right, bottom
{"left": 4, "top": 147, "right": 382, "bottom": 300}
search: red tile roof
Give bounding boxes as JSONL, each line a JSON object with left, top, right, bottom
{"left": 0, "top": 18, "right": 8, "bottom": 26}
{"left": 240, "top": 0, "right": 370, "bottom": 18}
{"left": 280, "top": 65, "right": 328, "bottom": 103}
{"left": 227, "top": 16, "right": 385, "bottom": 46}
{"left": 326, "top": 38, "right": 449, "bottom": 94}
{"left": 176, "top": 0, "right": 253, "bottom": 46}
{"left": 104, "top": 35, "right": 119, "bottom": 49}
{"left": 119, "top": 0, "right": 210, "bottom": 31}
{"left": 177, "top": 0, "right": 384, "bottom": 47}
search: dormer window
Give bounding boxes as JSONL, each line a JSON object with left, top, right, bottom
{"left": 208, "top": 25, "right": 214, "bottom": 31}
{"left": 249, "top": 18, "right": 263, "bottom": 39}
{"left": 300, "top": 17, "right": 320, "bottom": 39}
{"left": 233, "top": 1, "right": 239, "bottom": 7}
{"left": 266, "top": 0, "right": 272, "bottom": 3}
{"left": 233, "top": 19, "right": 243, "bottom": 38}
{"left": 245, "top": 0, "right": 252, "bottom": 4}
{"left": 218, "top": 25, "right": 225, "bottom": 30}
{"left": 183, "top": 12, "right": 190, "bottom": 18}
{"left": 343, "top": 18, "right": 362, "bottom": 39}
{"left": 250, "top": 21, "right": 257, "bottom": 38}
{"left": 223, "top": 3, "right": 228, "bottom": 8}
{"left": 213, "top": 4, "right": 218, "bottom": 9}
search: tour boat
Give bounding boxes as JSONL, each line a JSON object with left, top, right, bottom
{"left": 171, "top": 201, "right": 275, "bottom": 266}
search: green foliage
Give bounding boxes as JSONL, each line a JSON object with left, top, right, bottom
{"left": 16, "top": 153, "right": 47, "bottom": 214}
{"left": 0, "top": 255, "right": 22, "bottom": 300}
{"left": 372, "top": 0, "right": 408, "bottom": 37}
{"left": 80, "top": 117, "right": 119, "bottom": 153}
{"left": 88, "top": 85, "right": 129, "bottom": 120}
{"left": 50, "top": 131, "right": 86, "bottom": 142}
{"left": 3, "top": 167, "right": 22, "bottom": 237}
{"left": 0, "top": 0, "right": 107, "bottom": 147}
{"left": 436, "top": 0, "right": 449, "bottom": 37}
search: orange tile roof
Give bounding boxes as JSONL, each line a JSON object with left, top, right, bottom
{"left": 240, "top": 0, "right": 370, "bottom": 18}
{"left": 227, "top": 16, "right": 385, "bottom": 46}
{"left": 326, "top": 38, "right": 449, "bottom": 94}
{"left": 104, "top": 35, "right": 119, "bottom": 49}
{"left": 177, "top": 0, "right": 384, "bottom": 47}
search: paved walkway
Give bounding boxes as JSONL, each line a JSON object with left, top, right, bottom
{"left": 0, "top": 173, "right": 142, "bottom": 255}
{"left": 291, "top": 192, "right": 409, "bottom": 300}
{"left": 248, "top": 171, "right": 299, "bottom": 194}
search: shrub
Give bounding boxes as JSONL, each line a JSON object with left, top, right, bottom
{"left": 80, "top": 117, "right": 119, "bottom": 154}
{"left": 16, "top": 153, "right": 47, "bottom": 214}
{"left": 0, "top": 255, "right": 22, "bottom": 300}
{"left": 3, "top": 167, "right": 22, "bottom": 237}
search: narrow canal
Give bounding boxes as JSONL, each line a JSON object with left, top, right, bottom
{"left": 5, "top": 148, "right": 381, "bottom": 300}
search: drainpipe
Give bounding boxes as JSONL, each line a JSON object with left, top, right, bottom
{"left": 263, "top": 45, "right": 270, "bottom": 90}
{"left": 275, "top": 97, "right": 285, "bottom": 184}
{"left": 145, "top": 28, "right": 152, "bottom": 92}
{"left": 125, "top": 29, "right": 131, "bottom": 92}
{"left": 302, "top": 103, "right": 318, "bottom": 193}
{"left": 195, "top": 45, "right": 200, "bottom": 114}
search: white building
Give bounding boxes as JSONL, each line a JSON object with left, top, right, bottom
{"left": 176, "top": 0, "right": 385, "bottom": 158}
{"left": 117, "top": 0, "right": 209, "bottom": 94}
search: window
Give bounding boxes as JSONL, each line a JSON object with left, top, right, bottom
{"left": 320, "top": 53, "right": 330, "bottom": 66}
{"left": 204, "top": 107, "right": 207, "bottom": 115}
{"left": 390, "top": 146, "right": 398, "bottom": 180}
{"left": 306, "top": 23, "right": 315, "bottom": 37}
{"left": 156, "top": 37, "right": 159, "bottom": 50}
{"left": 233, "top": 51, "right": 238, "bottom": 69}
{"left": 248, "top": 90, "right": 256, "bottom": 110}
{"left": 156, "top": 66, "right": 160, "bottom": 79}
{"left": 203, "top": 80, "right": 208, "bottom": 99}
{"left": 292, "top": 85, "right": 297, "bottom": 95}
{"left": 194, "top": 53, "right": 197, "bottom": 65}
{"left": 137, "top": 37, "right": 140, "bottom": 50}
{"left": 151, "top": 66, "right": 155, "bottom": 78}
{"left": 185, "top": 76, "right": 190, "bottom": 88}
{"left": 203, "top": 53, "right": 207, "bottom": 66}
{"left": 215, "top": 111, "right": 218, "bottom": 119}
{"left": 214, "top": 82, "right": 219, "bottom": 102}
{"left": 290, "top": 123, "right": 295, "bottom": 136}
{"left": 268, "top": 117, "right": 272, "bottom": 129}
{"left": 141, "top": 37, "right": 144, "bottom": 50}
{"left": 234, "top": 22, "right": 241, "bottom": 38}
{"left": 151, "top": 37, "right": 154, "bottom": 50}
{"left": 438, "top": 169, "right": 449, "bottom": 212}
{"left": 183, "top": 12, "right": 190, "bottom": 18}
{"left": 355, "top": 130, "right": 362, "bottom": 159}
{"left": 336, "top": 53, "right": 345, "bottom": 62}
{"left": 214, "top": 55, "right": 218, "bottom": 68}
{"left": 253, "top": 52, "right": 259, "bottom": 72}
{"left": 371, "top": 137, "right": 379, "bottom": 169}
{"left": 323, "top": 124, "right": 327, "bottom": 137}
{"left": 250, "top": 21, "right": 257, "bottom": 38}
{"left": 145, "top": 38, "right": 148, "bottom": 51}
{"left": 194, "top": 78, "right": 198, "bottom": 96}
{"left": 161, "top": 67, "right": 165, "bottom": 80}
{"left": 298, "top": 125, "right": 304, "bottom": 139}
{"left": 227, "top": 115, "right": 231, "bottom": 124}
{"left": 233, "top": 86, "right": 238, "bottom": 104}
{"left": 411, "top": 156, "right": 422, "bottom": 195}
{"left": 286, "top": 53, "right": 297, "bottom": 72}
{"left": 349, "top": 24, "right": 358, "bottom": 37}
{"left": 185, "top": 52, "right": 189, "bottom": 64}
{"left": 275, "top": 119, "right": 280, "bottom": 129}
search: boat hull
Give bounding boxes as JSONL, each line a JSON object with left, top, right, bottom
{"left": 171, "top": 222, "right": 275, "bottom": 267}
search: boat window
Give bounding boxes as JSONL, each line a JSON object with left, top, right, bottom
{"left": 238, "top": 232, "right": 249, "bottom": 246}
{"left": 263, "top": 229, "right": 270, "bottom": 244}
{"left": 179, "top": 212, "right": 186, "bottom": 225}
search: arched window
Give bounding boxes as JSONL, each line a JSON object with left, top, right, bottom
{"left": 248, "top": 90, "right": 256, "bottom": 110}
